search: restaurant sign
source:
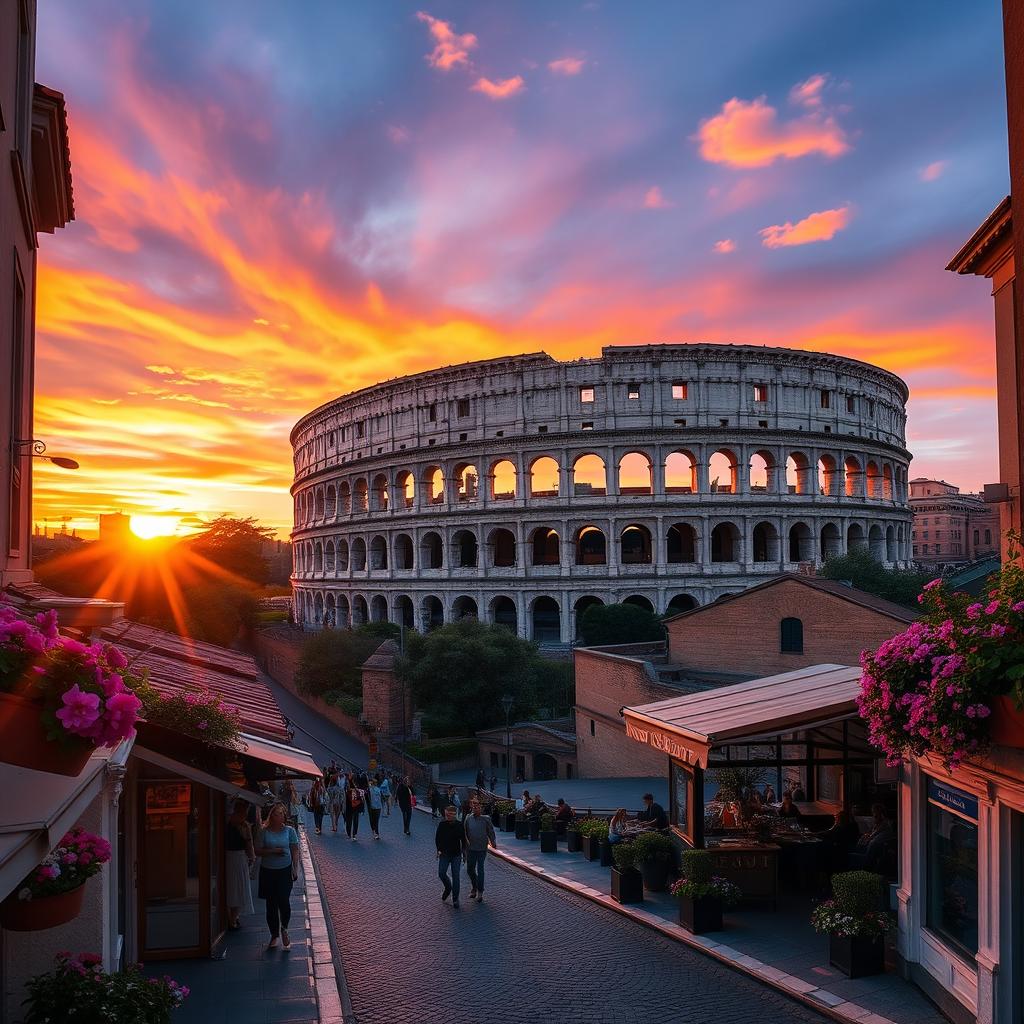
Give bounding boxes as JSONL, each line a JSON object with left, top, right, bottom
{"left": 927, "top": 778, "right": 978, "bottom": 822}
{"left": 624, "top": 717, "right": 707, "bottom": 767}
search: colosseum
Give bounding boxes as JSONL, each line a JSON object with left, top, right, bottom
{"left": 290, "top": 344, "right": 913, "bottom": 644}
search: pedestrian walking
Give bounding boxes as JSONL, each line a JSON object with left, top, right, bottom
{"left": 435, "top": 805, "right": 467, "bottom": 908}
{"left": 308, "top": 776, "right": 327, "bottom": 835}
{"left": 489, "top": 773, "right": 497, "bottom": 792}
{"left": 367, "top": 777, "right": 383, "bottom": 839}
{"left": 476, "top": 768, "right": 486, "bottom": 791}
{"left": 281, "top": 780, "right": 300, "bottom": 827}
{"left": 326, "top": 772, "right": 345, "bottom": 832}
{"left": 379, "top": 774, "right": 392, "bottom": 815}
{"left": 464, "top": 798, "right": 497, "bottom": 902}
{"left": 344, "top": 779, "right": 364, "bottom": 839}
{"left": 225, "top": 798, "right": 256, "bottom": 928}
{"left": 396, "top": 776, "right": 413, "bottom": 835}
{"left": 446, "top": 785, "right": 462, "bottom": 820}
{"left": 254, "top": 802, "right": 299, "bottom": 949}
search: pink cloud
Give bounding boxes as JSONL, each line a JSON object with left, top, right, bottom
{"left": 760, "top": 205, "right": 851, "bottom": 248}
{"left": 642, "top": 185, "right": 673, "bottom": 209}
{"left": 713, "top": 239, "right": 736, "bottom": 254}
{"left": 695, "top": 94, "right": 849, "bottom": 168}
{"left": 919, "top": 160, "right": 947, "bottom": 182}
{"left": 386, "top": 124, "right": 410, "bottom": 144}
{"left": 549, "top": 57, "right": 585, "bottom": 76}
{"left": 789, "top": 73, "right": 828, "bottom": 108}
{"left": 416, "top": 11, "right": 477, "bottom": 71}
{"left": 471, "top": 75, "right": 525, "bottom": 100}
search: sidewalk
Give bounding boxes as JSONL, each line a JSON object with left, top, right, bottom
{"left": 481, "top": 820, "right": 947, "bottom": 1024}
{"left": 146, "top": 829, "right": 348, "bottom": 1024}
{"left": 439, "top": 771, "right": 669, "bottom": 812}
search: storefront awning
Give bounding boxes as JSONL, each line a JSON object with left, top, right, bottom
{"left": 623, "top": 664, "right": 863, "bottom": 768}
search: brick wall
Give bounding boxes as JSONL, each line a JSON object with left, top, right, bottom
{"left": 361, "top": 665, "right": 408, "bottom": 738}
{"left": 666, "top": 578, "right": 908, "bottom": 675}
{"left": 574, "top": 648, "right": 673, "bottom": 777}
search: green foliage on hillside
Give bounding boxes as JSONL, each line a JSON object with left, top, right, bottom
{"left": 821, "top": 547, "right": 931, "bottom": 609}
{"left": 578, "top": 602, "right": 666, "bottom": 646}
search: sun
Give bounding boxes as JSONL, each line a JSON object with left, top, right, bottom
{"left": 129, "top": 515, "right": 179, "bottom": 540}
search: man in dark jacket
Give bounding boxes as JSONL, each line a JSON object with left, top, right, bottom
{"left": 637, "top": 792, "right": 669, "bottom": 830}
{"left": 435, "top": 805, "right": 468, "bottom": 908}
{"left": 395, "top": 777, "right": 413, "bottom": 835}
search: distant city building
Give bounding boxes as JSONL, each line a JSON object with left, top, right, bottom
{"left": 260, "top": 538, "right": 294, "bottom": 585}
{"left": 31, "top": 521, "right": 85, "bottom": 563}
{"left": 908, "top": 477, "right": 1000, "bottom": 564}
{"left": 291, "top": 344, "right": 914, "bottom": 643}
{"left": 98, "top": 512, "right": 133, "bottom": 544}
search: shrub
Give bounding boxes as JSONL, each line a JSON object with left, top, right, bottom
{"left": 493, "top": 800, "right": 515, "bottom": 816}
{"left": 575, "top": 818, "right": 608, "bottom": 838}
{"left": 811, "top": 870, "right": 892, "bottom": 939}
{"left": 294, "top": 627, "right": 382, "bottom": 699}
{"left": 631, "top": 831, "right": 673, "bottom": 863}
{"left": 137, "top": 683, "right": 241, "bottom": 747}
{"left": 832, "top": 871, "right": 884, "bottom": 918}
{"left": 612, "top": 843, "right": 638, "bottom": 872}
{"left": 578, "top": 603, "right": 665, "bottom": 646}
{"left": 670, "top": 874, "right": 741, "bottom": 906}
{"left": 323, "top": 690, "right": 362, "bottom": 717}
{"left": 540, "top": 813, "right": 555, "bottom": 831}
{"left": 405, "top": 738, "right": 477, "bottom": 763}
{"left": 679, "top": 848, "right": 712, "bottom": 885}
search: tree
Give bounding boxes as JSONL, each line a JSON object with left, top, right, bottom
{"left": 578, "top": 602, "right": 665, "bottom": 646}
{"left": 821, "top": 547, "right": 931, "bottom": 608}
{"left": 186, "top": 515, "right": 275, "bottom": 585}
{"left": 294, "top": 626, "right": 385, "bottom": 700}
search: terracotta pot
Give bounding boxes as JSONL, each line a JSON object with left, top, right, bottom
{"left": 0, "top": 884, "right": 86, "bottom": 931}
{"left": 0, "top": 693, "right": 93, "bottom": 776}
{"left": 989, "top": 695, "right": 1024, "bottom": 749}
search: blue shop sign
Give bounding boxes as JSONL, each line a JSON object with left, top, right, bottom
{"left": 927, "top": 778, "right": 978, "bottom": 821}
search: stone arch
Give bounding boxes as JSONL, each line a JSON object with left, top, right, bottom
{"left": 572, "top": 454, "right": 607, "bottom": 496}
{"left": 788, "top": 521, "right": 813, "bottom": 562}
{"left": 786, "top": 452, "right": 811, "bottom": 495}
{"left": 488, "top": 527, "right": 517, "bottom": 567}
{"left": 491, "top": 460, "right": 518, "bottom": 500}
{"left": 337, "top": 539, "right": 350, "bottom": 572}
{"left": 454, "top": 463, "right": 480, "bottom": 503}
{"left": 882, "top": 464, "right": 894, "bottom": 501}
{"left": 490, "top": 595, "right": 518, "bottom": 632}
{"left": 372, "top": 474, "right": 390, "bottom": 511}
{"left": 452, "top": 595, "right": 479, "bottom": 621}
{"left": 752, "top": 521, "right": 780, "bottom": 563}
{"left": 529, "top": 456, "right": 560, "bottom": 498}
{"left": 339, "top": 481, "right": 352, "bottom": 515}
{"left": 666, "top": 593, "right": 698, "bottom": 615}
{"left": 665, "top": 450, "right": 697, "bottom": 494}
{"left": 352, "top": 595, "right": 368, "bottom": 626}
{"left": 869, "top": 523, "right": 885, "bottom": 560}
{"left": 351, "top": 537, "right": 367, "bottom": 571}
{"left": 710, "top": 521, "right": 740, "bottom": 562}
{"left": 354, "top": 478, "right": 369, "bottom": 513}
{"left": 369, "top": 534, "right": 388, "bottom": 570}
{"left": 749, "top": 450, "right": 775, "bottom": 492}
{"left": 423, "top": 466, "right": 445, "bottom": 505}
{"left": 708, "top": 449, "right": 737, "bottom": 494}
{"left": 530, "top": 526, "right": 560, "bottom": 566}
{"left": 620, "top": 523, "right": 653, "bottom": 564}
{"left": 313, "top": 591, "right": 324, "bottom": 624}
{"left": 394, "top": 533, "right": 414, "bottom": 570}
{"left": 422, "top": 595, "right": 444, "bottom": 631}
{"left": 325, "top": 484, "right": 337, "bottom": 519}
{"left": 325, "top": 540, "right": 336, "bottom": 574}
{"left": 336, "top": 594, "right": 350, "bottom": 628}
{"left": 451, "top": 528, "right": 479, "bottom": 568}
{"left": 370, "top": 595, "right": 389, "bottom": 622}
{"left": 886, "top": 524, "right": 897, "bottom": 562}
{"left": 866, "top": 461, "right": 882, "bottom": 499}
{"left": 531, "top": 596, "right": 561, "bottom": 644}
{"left": 847, "top": 522, "right": 867, "bottom": 551}
{"left": 394, "top": 594, "right": 415, "bottom": 629}
{"left": 573, "top": 595, "right": 604, "bottom": 638}
{"left": 395, "top": 471, "right": 415, "bottom": 509}
{"left": 618, "top": 451, "right": 653, "bottom": 495}
{"left": 817, "top": 455, "right": 838, "bottom": 497}
{"left": 420, "top": 531, "right": 443, "bottom": 569}
{"left": 314, "top": 541, "right": 324, "bottom": 572}
{"left": 623, "top": 594, "right": 654, "bottom": 612}
{"left": 314, "top": 489, "right": 325, "bottom": 520}
{"left": 575, "top": 525, "right": 607, "bottom": 565}
{"left": 844, "top": 457, "right": 862, "bottom": 498}
{"left": 666, "top": 523, "right": 697, "bottom": 563}
{"left": 820, "top": 522, "right": 842, "bottom": 560}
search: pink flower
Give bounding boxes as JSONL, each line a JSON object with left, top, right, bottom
{"left": 985, "top": 600, "right": 1001, "bottom": 615}
{"left": 55, "top": 685, "right": 101, "bottom": 735}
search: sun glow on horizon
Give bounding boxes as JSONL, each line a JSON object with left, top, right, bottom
{"left": 129, "top": 515, "right": 180, "bottom": 540}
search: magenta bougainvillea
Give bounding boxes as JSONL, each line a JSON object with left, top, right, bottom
{"left": 858, "top": 543, "right": 1024, "bottom": 771}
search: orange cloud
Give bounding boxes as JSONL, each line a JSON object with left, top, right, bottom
{"left": 759, "top": 205, "right": 851, "bottom": 248}
{"left": 642, "top": 185, "right": 672, "bottom": 209}
{"left": 416, "top": 11, "right": 477, "bottom": 71}
{"left": 919, "top": 160, "right": 947, "bottom": 182}
{"left": 713, "top": 239, "right": 735, "bottom": 254}
{"left": 695, "top": 94, "right": 849, "bottom": 168}
{"left": 789, "top": 73, "right": 828, "bottom": 108}
{"left": 549, "top": 57, "right": 584, "bottom": 76}
{"left": 471, "top": 75, "right": 525, "bottom": 99}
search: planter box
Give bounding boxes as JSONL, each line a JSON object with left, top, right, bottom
{"left": 566, "top": 830, "right": 582, "bottom": 853}
{"left": 641, "top": 858, "right": 670, "bottom": 892}
{"left": 503, "top": 813, "right": 517, "bottom": 833}
{"left": 0, "top": 693, "right": 92, "bottom": 777}
{"left": 540, "top": 830, "right": 558, "bottom": 853}
{"left": 515, "top": 819, "right": 530, "bottom": 840}
{"left": 611, "top": 867, "right": 643, "bottom": 904}
{"left": 600, "top": 839, "right": 614, "bottom": 867}
{"left": 0, "top": 884, "right": 86, "bottom": 931}
{"left": 555, "top": 820, "right": 567, "bottom": 838}
{"left": 528, "top": 819, "right": 541, "bottom": 841}
{"left": 582, "top": 834, "right": 603, "bottom": 861}
{"left": 829, "top": 934, "right": 885, "bottom": 978}
{"left": 678, "top": 894, "right": 722, "bottom": 934}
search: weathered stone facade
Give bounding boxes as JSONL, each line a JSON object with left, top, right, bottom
{"left": 290, "top": 344, "right": 913, "bottom": 643}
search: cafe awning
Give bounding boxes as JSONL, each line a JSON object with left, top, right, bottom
{"left": 623, "top": 664, "right": 863, "bottom": 768}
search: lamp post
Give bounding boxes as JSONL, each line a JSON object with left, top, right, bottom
{"left": 12, "top": 438, "right": 79, "bottom": 470}
{"left": 501, "top": 694, "right": 514, "bottom": 799}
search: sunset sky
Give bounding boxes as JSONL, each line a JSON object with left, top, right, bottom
{"left": 33, "top": 1, "right": 1009, "bottom": 538}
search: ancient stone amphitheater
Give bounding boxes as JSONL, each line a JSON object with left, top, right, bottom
{"left": 290, "top": 344, "right": 912, "bottom": 644}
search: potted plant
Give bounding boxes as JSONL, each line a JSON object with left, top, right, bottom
{"left": 0, "top": 604, "right": 143, "bottom": 776}
{"left": 514, "top": 812, "right": 530, "bottom": 840}
{"left": 708, "top": 765, "right": 769, "bottom": 804}
{"left": 859, "top": 545, "right": 1024, "bottom": 770}
{"left": 580, "top": 819, "right": 605, "bottom": 861}
{"left": 539, "top": 813, "right": 558, "bottom": 853}
{"left": 632, "top": 831, "right": 674, "bottom": 891}
{"left": 811, "top": 870, "right": 892, "bottom": 978}
{"left": 0, "top": 828, "right": 112, "bottom": 931}
{"left": 528, "top": 815, "right": 541, "bottom": 841}
{"left": 671, "top": 849, "right": 740, "bottom": 933}
{"left": 24, "top": 953, "right": 189, "bottom": 1023}
{"left": 566, "top": 821, "right": 582, "bottom": 853}
{"left": 137, "top": 682, "right": 242, "bottom": 747}
{"left": 491, "top": 800, "right": 515, "bottom": 832}
{"left": 610, "top": 843, "right": 643, "bottom": 904}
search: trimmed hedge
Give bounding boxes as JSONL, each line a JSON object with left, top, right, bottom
{"left": 405, "top": 738, "right": 477, "bottom": 763}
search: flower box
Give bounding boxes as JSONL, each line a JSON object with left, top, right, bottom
{"left": 566, "top": 828, "right": 582, "bottom": 853}
{"left": 829, "top": 934, "right": 885, "bottom": 978}
{"left": 611, "top": 867, "right": 643, "bottom": 904}
{"left": 540, "top": 830, "right": 558, "bottom": 853}
{"left": 581, "top": 834, "right": 603, "bottom": 861}
{"left": 678, "top": 894, "right": 722, "bottom": 934}
{"left": 0, "top": 883, "right": 85, "bottom": 931}
{"left": 0, "top": 692, "right": 92, "bottom": 777}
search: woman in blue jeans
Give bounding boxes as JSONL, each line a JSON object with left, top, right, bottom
{"left": 255, "top": 802, "right": 299, "bottom": 949}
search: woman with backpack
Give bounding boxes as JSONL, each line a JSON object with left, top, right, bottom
{"left": 344, "top": 777, "right": 365, "bottom": 840}
{"left": 326, "top": 772, "right": 345, "bottom": 833}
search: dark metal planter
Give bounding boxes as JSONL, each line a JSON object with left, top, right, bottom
{"left": 566, "top": 829, "right": 582, "bottom": 853}
{"left": 555, "top": 820, "right": 567, "bottom": 838}
{"left": 582, "top": 834, "right": 603, "bottom": 861}
{"left": 503, "top": 813, "right": 517, "bottom": 833}
{"left": 540, "top": 830, "right": 558, "bottom": 853}
{"left": 600, "top": 839, "right": 614, "bottom": 867}
{"left": 529, "top": 818, "right": 541, "bottom": 841}
{"left": 678, "top": 895, "right": 723, "bottom": 934}
{"left": 640, "top": 858, "right": 671, "bottom": 892}
{"left": 515, "top": 818, "right": 530, "bottom": 840}
{"left": 829, "top": 934, "right": 885, "bottom": 978}
{"left": 611, "top": 867, "right": 644, "bottom": 904}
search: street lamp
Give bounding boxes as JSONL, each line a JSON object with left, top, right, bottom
{"left": 13, "top": 439, "right": 79, "bottom": 470}
{"left": 501, "top": 693, "right": 514, "bottom": 799}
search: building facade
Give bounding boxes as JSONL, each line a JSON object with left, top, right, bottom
{"left": 909, "top": 478, "right": 1001, "bottom": 565}
{"left": 291, "top": 345, "right": 914, "bottom": 643}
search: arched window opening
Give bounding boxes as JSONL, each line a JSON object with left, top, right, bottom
{"left": 313, "top": 592, "right": 324, "bottom": 624}
{"left": 491, "top": 596, "right": 518, "bottom": 633}
{"left": 314, "top": 490, "right": 325, "bottom": 520}
{"left": 490, "top": 528, "right": 517, "bottom": 567}
{"left": 422, "top": 595, "right": 444, "bottom": 632}
{"left": 491, "top": 460, "right": 517, "bottom": 500}
{"left": 666, "top": 593, "right": 698, "bottom": 615}
{"left": 572, "top": 454, "right": 606, "bottom": 496}
{"left": 618, "top": 452, "right": 653, "bottom": 495}
{"left": 780, "top": 617, "right": 804, "bottom": 654}
{"left": 395, "top": 595, "right": 415, "bottom": 629}
{"left": 786, "top": 453, "right": 809, "bottom": 495}
{"left": 531, "top": 527, "right": 560, "bottom": 566}
{"left": 325, "top": 541, "right": 336, "bottom": 574}
{"left": 337, "top": 539, "right": 350, "bottom": 572}
{"left": 336, "top": 595, "right": 350, "bottom": 629}
{"left": 749, "top": 452, "right": 773, "bottom": 492}
{"left": 394, "top": 534, "right": 414, "bottom": 570}
{"left": 573, "top": 596, "right": 604, "bottom": 639}
{"left": 396, "top": 471, "right": 415, "bottom": 509}
{"left": 455, "top": 464, "right": 479, "bottom": 502}
{"left": 354, "top": 479, "right": 369, "bottom": 513}
{"left": 352, "top": 595, "right": 368, "bottom": 626}
{"left": 370, "top": 595, "right": 388, "bottom": 623}
{"left": 708, "top": 450, "right": 737, "bottom": 494}
{"left": 752, "top": 522, "right": 778, "bottom": 563}
{"left": 339, "top": 481, "right": 352, "bottom": 515}
{"left": 452, "top": 529, "right": 478, "bottom": 568}
{"left": 882, "top": 465, "right": 894, "bottom": 501}
{"left": 575, "top": 525, "right": 607, "bottom": 565}
{"left": 710, "top": 522, "right": 738, "bottom": 562}
{"left": 886, "top": 524, "right": 897, "bottom": 563}
{"left": 666, "top": 523, "right": 696, "bottom": 564}
{"left": 847, "top": 523, "right": 866, "bottom": 551}
{"left": 620, "top": 524, "right": 653, "bottom": 564}
{"left": 665, "top": 451, "right": 696, "bottom": 494}
{"left": 530, "top": 457, "right": 560, "bottom": 498}
{"left": 351, "top": 537, "right": 367, "bottom": 571}
{"left": 869, "top": 524, "right": 885, "bottom": 560}
{"left": 369, "top": 535, "right": 388, "bottom": 570}
{"left": 820, "top": 523, "right": 842, "bottom": 560}
{"left": 313, "top": 542, "right": 324, "bottom": 572}
{"left": 788, "top": 522, "right": 812, "bottom": 562}
{"left": 420, "top": 531, "right": 443, "bottom": 569}
{"left": 532, "top": 597, "right": 561, "bottom": 644}
{"left": 325, "top": 486, "right": 337, "bottom": 518}
{"left": 844, "top": 457, "right": 862, "bottom": 498}
{"left": 452, "top": 596, "right": 478, "bottom": 621}
{"left": 623, "top": 595, "right": 654, "bottom": 612}
{"left": 372, "top": 474, "right": 389, "bottom": 511}
{"left": 817, "top": 456, "right": 837, "bottom": 497}
{"left": 424, "top": 467, "right": 445, "bottom": 505}
{"left": 866, "top": 461, "right": 882, "bottom": 499}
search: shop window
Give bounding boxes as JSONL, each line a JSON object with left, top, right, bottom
{"left": 780, "top": 617, "right": 803, "bottom": 654}
{"left": 926, "top": 779, "right": 979, "bottom": 960}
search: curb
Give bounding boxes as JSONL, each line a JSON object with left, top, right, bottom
{"left": 486, "top": 836, "right": 899, "bottom": 1024}
{"left": 299, "top": 827, "right": 357, "bottom": 1024}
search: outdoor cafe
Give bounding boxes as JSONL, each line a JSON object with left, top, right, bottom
{"left": 622, "top": 664, "right": 899, "bottom": 906}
